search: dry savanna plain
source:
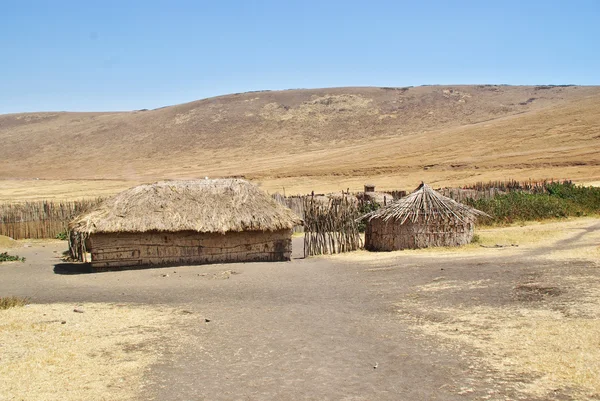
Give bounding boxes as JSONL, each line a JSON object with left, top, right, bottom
{"left": 1, "top": 85, "right": 600, "bottom": 400}
{"left": 1, "top": 85, "right": 600, "bottom": 199}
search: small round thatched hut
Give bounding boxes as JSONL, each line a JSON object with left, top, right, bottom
{"left": 69, "top": 179, "right": 302, "bottom": 268}
{"left": 362, "top": 183, "right": 489, "bottom": 251}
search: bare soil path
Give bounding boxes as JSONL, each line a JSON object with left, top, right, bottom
{"left": 1, "top": 222, "right": 599, "bottom": 400}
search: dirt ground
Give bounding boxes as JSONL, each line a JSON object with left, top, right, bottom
{"left": 1, "top": 220, "right": 599, "bottom": 400}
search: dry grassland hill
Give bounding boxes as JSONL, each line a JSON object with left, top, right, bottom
{"left": 1, "top": 85, "right": 600, "bottom": 195}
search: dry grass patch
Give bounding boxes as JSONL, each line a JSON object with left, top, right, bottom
{"left": 0, "top": 179, "right": 135, "bottom": 202}
{"left": 417, "top": 279, "right": 491, "bottom": 293}
{"left": 581, "top": 180, "right": 600, "bottom": 187}
{"left": 0, "top": 303, "right": 193, "bottom": 401}
{"left": 399, "top": 275, "right": 600, "bottom": 399}
{"left": 546, "top": 244, "right": 600, "bottom": 264}
{"left": 474, "top": 217, "right": 600, "bottom": 249}
{"left": 542, "top": 224, "right": 600, "bottom": 264}
{"left": 0, "top": 296, "right": 28, "bottom": 309}
{"left": 0, "top": 235, "right": 19, "bottom": 249}
{"left": 475, "top": 222, "right": 563, "bottom": 247}
{"left": 412, "top": 306, "right": 600, "bottom": 398}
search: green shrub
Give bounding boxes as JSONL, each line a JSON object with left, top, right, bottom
{"left": 357, "top": 201, "right": 380, "bottom": 232}
{"left": 55, "top": 230, "right": 68, "bottom": 241}
{"left": 0, "top": 252, "right": 26, "bottom": 263}
{"left": 466, "top": 182, "right": 600, "bottom": 225}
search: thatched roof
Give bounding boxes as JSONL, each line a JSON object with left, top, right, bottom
{"left": 358, "top": 191, "right": 393, "bottom": 205}
{"left": 70, "top": 179, "right": 302, "bottom": 235}
{"left": 362, "top": 183, "right": 489, "bottom": 224}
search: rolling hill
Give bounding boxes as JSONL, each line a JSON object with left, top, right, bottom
{"left": 1, "top": 85, "right": 599, "bottom": 199}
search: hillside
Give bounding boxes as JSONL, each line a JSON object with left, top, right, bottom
{"left": 1, "top": 85, "right": 600, "bottom": 199}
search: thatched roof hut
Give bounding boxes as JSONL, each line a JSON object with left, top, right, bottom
{"left": 69, "top": 179, "right": 302, "bottom": 268}
{"left": 362, "top": 183, "right": 488, "bottom": 251}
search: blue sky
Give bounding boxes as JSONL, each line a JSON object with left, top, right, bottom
{"left": 1, "top": 0, "right": 598, "bottom": 113}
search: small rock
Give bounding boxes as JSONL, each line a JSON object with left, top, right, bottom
{"left": 205, "top": 318, "right": 211, "bottom": 323}
{"left": 61, "top": 321, "right": 66, "bottom": 324}
{"left": 161, "top": 274, "right": 169, "bottom": 278}
{"left": 73, "top": 308, "right": 84, "bottom": 313}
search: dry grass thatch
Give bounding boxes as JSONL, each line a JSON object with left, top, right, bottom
{"left": 363, "top": 183, "right": 489, "bottom": 224}
{"left": 69, "top": 179, "right": 302, "bottom": 235}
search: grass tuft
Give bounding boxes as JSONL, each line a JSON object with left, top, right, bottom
{"left": 0, "top": 296, "right": 29, "bottom": 310}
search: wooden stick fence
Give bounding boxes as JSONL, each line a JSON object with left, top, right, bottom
{"left": 463, "top": 179, "right": 560, "bottom": 192}
{"left": 303, "top": 195, "right": 362, "bottom": 257}
{"left": 2, "top": 179, "right": 561, "bottom": 241}
{"left": 438, "top": 179, "right": 563, "bottom": 203}
{"left": 272, "top": 194, "right": 305, "bottom": 233}
{"left": 0, "top": 199, "right": 102, "bottom": 240}
{"left": 437, "top": 187, "right": 505, "bottom": 203}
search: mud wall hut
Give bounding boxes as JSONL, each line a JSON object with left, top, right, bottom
{"left": 362, "top": 183, "right": 488, "bottom": 251}
{"left": 69, "top": 179, "right": 302, "bottom": 268}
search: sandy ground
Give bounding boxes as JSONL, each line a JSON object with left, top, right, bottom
{"left": 1, "top": 219, "right": 599, "bottom": 400}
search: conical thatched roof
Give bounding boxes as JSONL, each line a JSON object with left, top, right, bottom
{"left": 70, "top": 179, "right": 302, "bottom": 234}
{"left": 363, "top": 183, "right": 489, "bottom": 224}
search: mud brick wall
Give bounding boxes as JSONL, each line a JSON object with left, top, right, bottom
{"left": 87, "top": 229, "right": 293, "bottom": 268}
{"left": 365, "top": 219, "right": 474, "bottom": 251}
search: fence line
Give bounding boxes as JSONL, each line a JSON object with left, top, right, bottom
{"left": 437, "top": 188, "right": 506, "bottom": 202}
{"left": 0, "top": 199, "right": 102, "bottom": 239}
{"left": 272, "top": 194, "right": 305, "bottom": 233}
{"left": 303, "top": 195, "right": 362, "bottom": 257}
{"left": 438, "top": 180, "right": 561, "bottom": 203}
{"left": 462, "top": 179, "right": 558, "bottom": 192}
{"left": 1, "top": 179, "right": 562, "bottom": 240}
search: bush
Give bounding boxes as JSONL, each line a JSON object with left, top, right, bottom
{"left": 357, "top": 201, "right": 380, "bottom": 232}
{"left": 466, "top": 182, "right": 600, "bottom": 225}
{"left": 55, "top": 230, "right": 68, "bottom": 241}
{"left": 0, "top": 252, "right": 26, "bottom": 263}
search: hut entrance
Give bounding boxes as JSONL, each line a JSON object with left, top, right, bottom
{"left": 302, "top": 195, "right": 362, "bottom": 257}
